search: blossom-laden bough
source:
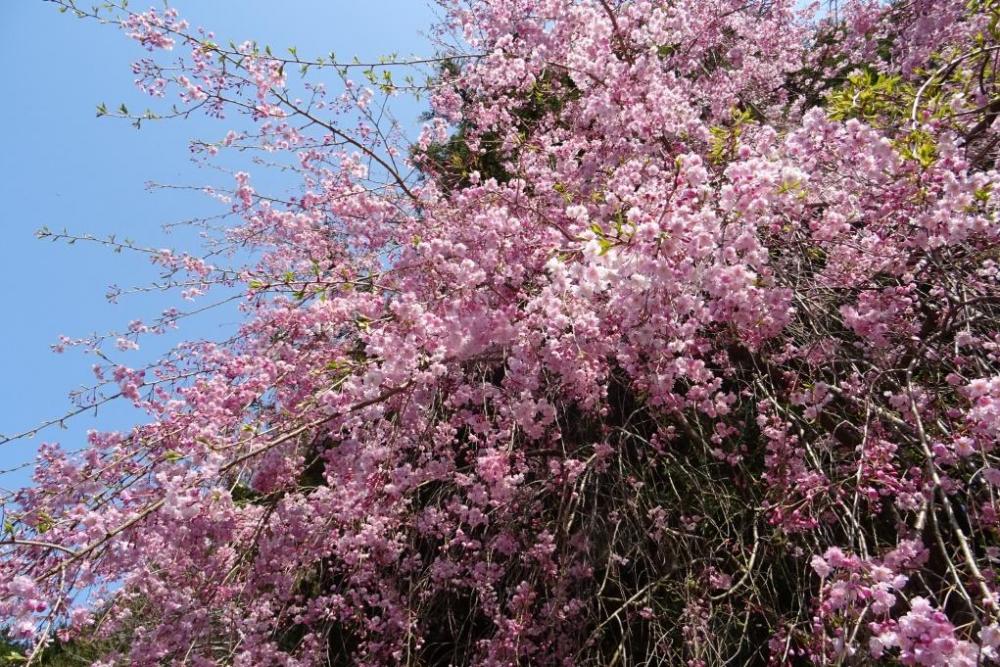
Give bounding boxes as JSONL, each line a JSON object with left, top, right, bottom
{"left": 4, "top": 0, "right": 1000, "bottom": 664}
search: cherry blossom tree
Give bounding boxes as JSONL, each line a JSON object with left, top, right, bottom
{"left": 4, "top": 0, "right": 1000, "bottom": 664}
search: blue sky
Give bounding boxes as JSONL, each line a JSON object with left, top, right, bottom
{"left": 0, "top": 1, "right": 437, "bottom": 491}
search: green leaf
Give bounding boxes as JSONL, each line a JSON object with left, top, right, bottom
{"left": 36, "top": 512, "right": 53, "bottom": 534}
{"left": 656, "top": 43, "right": 677, "bottom": 58}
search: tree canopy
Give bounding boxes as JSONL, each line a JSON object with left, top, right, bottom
{"left": 4, "top": 0, "right": 1000, "bottom": 664}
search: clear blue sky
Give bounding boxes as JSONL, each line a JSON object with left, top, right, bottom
{"left": 0, "top": 1, "right": 436, "bottom": 491}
